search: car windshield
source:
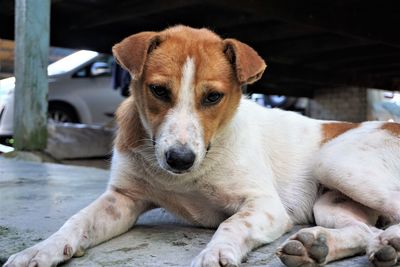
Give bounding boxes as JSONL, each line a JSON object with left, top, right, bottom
{"left": 48, "top": 50, "right": 99, "bottom": 76}
{"left": 0, "top": 50, "right": 99, "bottom": 98}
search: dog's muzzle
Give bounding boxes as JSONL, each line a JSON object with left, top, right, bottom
{"left": 165, "top": 143, "right": 196, "bottom": 172}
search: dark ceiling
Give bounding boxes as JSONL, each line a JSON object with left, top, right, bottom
{"left": 1, "top": 0, "right": 400, "bottom": 97}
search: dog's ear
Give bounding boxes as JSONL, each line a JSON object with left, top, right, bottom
{"left": 223, "top": 38, "right": 267, "bottom": 85}
{"left": 112, "top": 32, "right": 161, "bottom": 80}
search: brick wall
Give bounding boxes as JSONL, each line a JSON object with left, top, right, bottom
{"left": 308, "top": 87, "right": 367, "bottom": 122}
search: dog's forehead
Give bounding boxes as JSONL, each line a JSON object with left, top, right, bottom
{"left": 163, "top": 25, "right": 222, "bottom": 41}
{"left": 144, "top": 27, "right": 233, "bottom": 83}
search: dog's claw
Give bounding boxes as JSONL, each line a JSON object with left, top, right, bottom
{"left": 276, "top": 248, "right": 283, "bottom": 257}
{"left": 369, "top": 253, "right": 375, "bottom": 261}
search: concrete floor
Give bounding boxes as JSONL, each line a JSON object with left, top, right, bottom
{"left": 0, "top": 158, "right": 371, "bottom": 266}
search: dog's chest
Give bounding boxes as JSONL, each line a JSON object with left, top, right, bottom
{"left": 147, "top": 182, "right": 244, "bottom": 228}
{"left": 156, "top": 192, "right": 224, "bottom": 227}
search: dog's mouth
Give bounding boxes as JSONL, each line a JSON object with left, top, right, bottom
{"left": 206, "top": 143, "right": 211, "bottom": 154}
{"left": 164, "top": 167, "right": 193, "bottom": 175}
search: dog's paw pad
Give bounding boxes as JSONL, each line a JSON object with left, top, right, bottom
{"left": 308, "top": 235, "right": 328, "bottom": 263}
{"left": 296, "top": 232, "right": 315, "bottom": 247}
{"left": 370, "top": 245, "right": 398, "bottom": 267}
{"left": 278, "top": 240, "right": 312, "bottom": 267}
{"left": 277, "top": 231, "right": 328, "bottom": 267}
{"left": 389, "top": 237, "right": 400, "bottom": 251}
{"left": 281, "top": 240, "right": 306, "bottom": 256}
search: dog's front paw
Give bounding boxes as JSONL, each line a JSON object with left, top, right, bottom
{"left": 191, "top": 244, "right": 240, "bottom": 267}
{"left": 3, "top": 237, "right": 75, "bottom": 267}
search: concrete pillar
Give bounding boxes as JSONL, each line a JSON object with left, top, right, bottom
{"left": 14, "top": 0, "right": 50, "bottom": 150}
{"left": 308, "top": 87, "right": 367, "bottom": 122}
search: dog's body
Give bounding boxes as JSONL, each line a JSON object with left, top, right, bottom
{"left": 5, "top": 26, "right": 400, "bottom": 267}
{"left": 112, "top": 98, "right": 322, "bottom": 228}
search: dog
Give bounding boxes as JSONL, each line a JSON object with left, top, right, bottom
{"left": 4, "top": 25, "right": 400, "bottom": 267}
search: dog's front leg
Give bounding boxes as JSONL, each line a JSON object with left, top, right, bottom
{"left": 4, "top": 187, "right": 150, "bottom": 267}
{"left": 191, "top": 196, "right": 292, "bottom": 267}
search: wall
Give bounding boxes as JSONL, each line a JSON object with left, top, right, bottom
{"left": 308, "top": 87, "right": 367, "bottom": 122}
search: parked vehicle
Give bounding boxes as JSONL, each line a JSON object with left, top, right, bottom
{"left": 0, "top": 50, "right": 125, "bottom": 144}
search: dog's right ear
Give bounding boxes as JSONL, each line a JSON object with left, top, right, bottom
{"left": 112, "top": 32, "right": 161, "bottom": 80}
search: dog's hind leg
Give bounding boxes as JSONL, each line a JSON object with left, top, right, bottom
{"left": 277, "top": 190, "right": 381, "bottom": 266}
{"left": 312, "top": 127, "right": 400, "bottom": 266}
{"left": 315, "top": 125, "right": 400, "bottom": 222}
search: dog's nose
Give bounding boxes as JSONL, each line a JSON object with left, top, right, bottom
{"left": 165, "top": 144, "right": 196, "bottom": 171}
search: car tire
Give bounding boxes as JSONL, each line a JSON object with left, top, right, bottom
{"left": 48, "top": 102, "right": 80, "bottom": 123}
{"left": 0, "top": 136, "right": 13, "bottom": 146}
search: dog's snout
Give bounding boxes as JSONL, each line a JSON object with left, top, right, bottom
{"left": 165, "top": 144, "right": 196, "bottom": 172}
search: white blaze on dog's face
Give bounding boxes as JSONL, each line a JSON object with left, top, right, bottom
{"left": 153, "top": 57, "right": 204, "bottom": 173}
{"left": 113, "top": 26, "right": 266, "bottom": 174}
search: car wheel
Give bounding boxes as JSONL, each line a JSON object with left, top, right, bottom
{"left": 48, "top": 102, "right": 80, "bottom": 123}
{"left": 0, "top": 136, "right": 13, "bottom": 146}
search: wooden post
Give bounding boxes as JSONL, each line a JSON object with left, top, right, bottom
{"left": 14, "top": 0, "right": 50, "bottom": 150}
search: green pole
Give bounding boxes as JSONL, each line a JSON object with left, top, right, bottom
{"left": 13, "top": 0, "right": 50, "bottom": 150}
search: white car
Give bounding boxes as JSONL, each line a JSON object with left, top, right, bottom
{"left": 0, "top": 50, "right": 125, "bottom": 142}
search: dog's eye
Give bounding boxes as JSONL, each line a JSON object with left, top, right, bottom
{"left": 149, "top": 84, "right": 170, "bottom": 101}
{"left": 203, "top": 92, "right": 224, "bottom": 106}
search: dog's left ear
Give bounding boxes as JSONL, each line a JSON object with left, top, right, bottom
{"left": 112, "top": 31, "right": 161, "bottom": 80}
{"left": 223, "top": 39, "right": 267, "bottom": 85}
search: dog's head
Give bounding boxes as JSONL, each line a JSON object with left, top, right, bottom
{"left": 113, "top": 25, "right": 266, "bottom": 175}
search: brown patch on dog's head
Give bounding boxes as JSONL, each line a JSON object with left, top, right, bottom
{"left": 112, "top": 26, "right": 266, "bottom": 172}
{"left": 381, "top": 122, "right": 400, "bottom": 137}
{"left": 114, "top": 97, "right": 147, "bottom": 152}
{"left": 321, "top": 122, "right": 360, "bottom": 145}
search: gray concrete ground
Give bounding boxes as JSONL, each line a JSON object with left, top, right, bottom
{"left": 0, "top": 158, "right": 371, "bottom": 266}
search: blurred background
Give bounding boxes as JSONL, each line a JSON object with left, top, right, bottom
{"left": 0, "top": 0, "right": 399, "bottom": 168}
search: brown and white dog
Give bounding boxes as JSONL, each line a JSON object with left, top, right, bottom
{"left": 4, "top": 26, "right": 400, "bottom": 267}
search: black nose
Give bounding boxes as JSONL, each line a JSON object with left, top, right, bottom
{"left": 165, "top": 144, "right": 196, "bottom": 171}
